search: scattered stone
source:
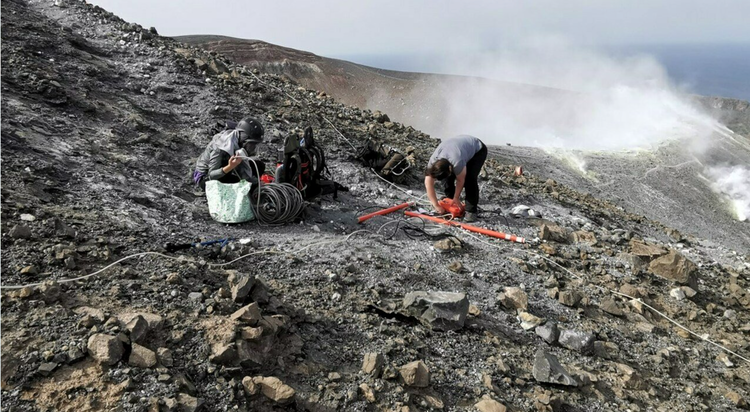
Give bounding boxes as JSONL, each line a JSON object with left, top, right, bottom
{"left": 362, "top": 352, "right": 385, "bottom": 377}
{"left": 239, "top": 326, "right": 263, "bottom": 341}
{"left": 518, "top": 311, "right": 545, "bottom": 330}
{"left": 188, "top": 292, "right": 203, "bottom": 301}
{"left": 539, "top": 224, "right": 568, "bottom": 243}
{"left": 231, "top": 274, "right": 255, "bottom": 302}
{"left": 616, "top": 363, "right": 647, "bottom": 390}
{"left": 558, "top": 290, "right": 582, "bottom": 307}
{"left": 176, "top": 393, "right": 204, "bottom": 412}
{"left": 447, "top": 261, "right": 464, "bottom": 273}
{"left": 593, "top": 341, "right": 617, "bottom": 359}
{"left": 67, "top": 346, "right": 85, "bottom": 363}
{"left": 9, "top": 224, "right": 32, "bottom": 239}
{"left": 599, "top": 298, "right": 623, "bottom": 316}
{"left": 629, "top": 239, "right": 667, "bottom": 259}
{"left": 20, "top": 213, "right": 36, "bottom": 221}
{"left": 571, "top": 231, "right": 597, "bottom": 245}
{"left": 536, "top": 323, "right": 560, "bottom": 344}
{"left": 20, "top": 265, "right": 38, "bottom": 275}
{"left": 252, "top": 376, "right": 296, "bottom": 404}
{"left": 532, "top": 349, "right": 578, "bottom": 387}
{"left": 402, "top": 291, "right": 469, "bottom": 331}
{"left": 118, "top": 312, "right": 164, "bottom": 330}
{"left": 681, "top": 286, "right": 697, "bottom": 298}
{"left": 539, "top": 243, "right": 556, "bottom": 255}
{"left": 230, "top": 302, "right": 262, "bottom": 325}
{"left": 497, "top": 287, "right": 528, "bottom": 310}
{"left": 242, "top": 376, "right": 259, "bottom": 396}
{"left": 359, "top": 383, "right": 376, "bottom": 403}
{"left": 475, "top": 396, "right": 507, "bottom": 412}
{"left": 129, "top": 343, "right": 157, "bottom": 368}
{"left": 433, "top": 236, "right": 463, "bottom": 253}
{"left": 126, "top": 315, "right": 149, "bottom": 344}
{"left": 399, "top": 360, "right": 430, "bottom": 387}
{"left": 648, "top": 250, "right": 697, "bottom": 285}
{"left": 669, "top": 288, "right": 686, "bottom": 300}
{"left": 54, "top": 219, "right": 76, "bottom": 237}
{"left": 87, "top": 333, "right": 124, "bottom": 365}
{"left": 37, "top": 362, "right": 58, "bottom": 377}
{"left": 209, "top": 343, "right": 237, "bottom": 365}
{"left": 725, "top": 391, "right": 747, "bottom": 408}
{"left": 157, "top": 347, "right": 173, "bottom": 367}
{"left": 558, "top": 330, "right": 596, "bottom": 355}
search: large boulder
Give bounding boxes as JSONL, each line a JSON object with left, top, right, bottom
{"left": 402, "top": 291, "right": 469, "bottom": 331}
{"left": 648, "top": 250, "right": 698, "bottom": 285}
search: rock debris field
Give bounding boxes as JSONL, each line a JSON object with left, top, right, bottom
{"left": 2, "top": 0, "right": 750, "bottom": 411}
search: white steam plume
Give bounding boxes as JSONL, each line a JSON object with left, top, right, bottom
{"left": 706, "top": 166, "right": 750, "bottom": 222}
{"left": 398, "top": 37, "right": 718, "bottom": 150}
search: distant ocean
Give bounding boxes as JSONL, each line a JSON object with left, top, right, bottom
{"left": 336, "top": 44, "right": 750, "bottom": 102}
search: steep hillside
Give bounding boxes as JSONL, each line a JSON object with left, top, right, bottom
{"left": 2, "top": 1, "right": 750, "bottom": 412}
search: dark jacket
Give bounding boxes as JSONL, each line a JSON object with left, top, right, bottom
{"left": 195, "top": 141, "right": 238, "bottom": 182}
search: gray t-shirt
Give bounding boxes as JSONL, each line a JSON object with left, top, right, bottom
{"left": 427, "top": 135, "right": 484, "bottom": 175}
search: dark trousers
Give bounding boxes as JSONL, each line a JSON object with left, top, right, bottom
{"left": 441, "top": 143, "right": 487, "bottom": 214}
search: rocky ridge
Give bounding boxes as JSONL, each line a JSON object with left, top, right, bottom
{"left": 2, "top": 0, "right": 750, "bottom": 411}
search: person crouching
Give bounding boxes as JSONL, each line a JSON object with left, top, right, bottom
{"left": 193, "top": 117, "right": 266, "bottom": 191}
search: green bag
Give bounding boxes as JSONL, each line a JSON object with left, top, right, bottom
{"left": 205, "top": 180, "right": 255, "bottom": 223}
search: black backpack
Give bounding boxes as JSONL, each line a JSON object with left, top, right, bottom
{"left": 276, "top": 127, "right": 345, "bottom": 199}
{"left": 356, "top": 138, "right": 412, "bottom": 182}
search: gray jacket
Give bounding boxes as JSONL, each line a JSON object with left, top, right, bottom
{"left": 195, "top": 130, "right": 253, "bottom": 181}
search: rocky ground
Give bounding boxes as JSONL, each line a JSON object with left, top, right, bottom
{"left": 2, "top": 1, "right": 750, "bottom": 411}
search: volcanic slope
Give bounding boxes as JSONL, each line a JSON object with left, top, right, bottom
{"left": 182, "top": 36, "right": 750, "bottom": 253}
{"left": 2, "top": 1, "right": 750, "bottom": 412}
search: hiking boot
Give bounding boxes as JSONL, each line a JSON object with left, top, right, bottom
{"left": 464, "top": 212, "right": 478, "bottom": 223}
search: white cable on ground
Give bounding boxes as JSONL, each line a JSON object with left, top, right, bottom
{"left": 370, "top": 168, "right": 430, "bottom": 206}
{"left": 0, "top": 231, "right": 379, "bottom": 290}
{"left": 322, "top": 116, "right": 358, "bottom": 151}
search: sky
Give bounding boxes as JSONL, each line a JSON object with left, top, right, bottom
{"left": 88, "top": 0, "right": 750, "bottom": 57}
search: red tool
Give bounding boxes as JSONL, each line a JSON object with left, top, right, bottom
{"left": 357, "top": 202, "right": 413, "bottom": 224}
{"left": 438, "top": 198, "right": 465, "bottom": 218}
{"left": 404, "top": 211, "right": 526, "bottom": 243}
{"left": 260, "top": 174, "right": 275, "bottom": 184}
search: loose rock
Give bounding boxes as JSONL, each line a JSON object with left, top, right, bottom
{"left": 532, "top": 349, "right": 578, "bottom": 387}
{"left": 402, "top": 291, "right": 469, "bottom": 331}
{"left": 558, "top": 329, "right": 596, "bottom": 355}
{"left": 87, "top": 333, "right": 124, "bottom": 365}
{"left": 399, "top": 360, "right": 430, "bottom": 387}
{"left": 497, "top": 287, "right": 527, "bottom": 310}
{"left": 252, "top": 376, "right": 296, "bottom": 404}
{"left": 362, "top": 352, "right": 385, "bottom": 377}
{"left": 129, "top": 343, "right": 157, "bottom": 368}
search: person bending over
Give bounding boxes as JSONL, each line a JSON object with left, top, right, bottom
{"left": 193, "top": 117, "right": 266, "bottom": 190}
{"left": 424, "top": 135, "right": 487, "bottom": 222}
